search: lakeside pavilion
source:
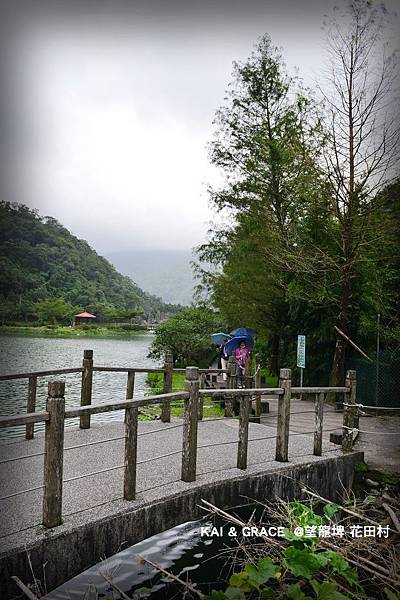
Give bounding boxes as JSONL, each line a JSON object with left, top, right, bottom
{"left": 73, "top": 311, "right": 96, "bottom": 326}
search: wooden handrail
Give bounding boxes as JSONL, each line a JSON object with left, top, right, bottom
{"left": 173, "top": 368, "right": 229, "bottom": 373}
{"left": 66, "top": 392, "right": 189, "bottom": 418}
{"left": 291, "top": 387, "right": 348, "bottom": 393}
{"left": 0, "top": 368, "right": 83, "bottom": 381}
{"left": 0, "top": 366, "right": 357, "bottom": 532}
{"left": 0, "top": 365, "right": 231, "bottom": 381}
{"left": 199, "top": 388, "right": 284, "bottom": 396}
{"left": 0, "top": 411, "right": 50, "bottom": 428}
{"left": 0, "top": 388, "right": 350, "bottom": 427}
{"left": 0, "top": 392, "right": 189, "bottom": 427}
{"left": 93, "top": 366, "right": 166, "bottom": 373}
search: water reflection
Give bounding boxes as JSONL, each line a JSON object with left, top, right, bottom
{"left": 44, "top": 518, "right": 216, "bottom": 600}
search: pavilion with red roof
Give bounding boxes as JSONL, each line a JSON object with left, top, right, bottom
{"left": 74, "top": 311, "right": 96, "bottom": 325}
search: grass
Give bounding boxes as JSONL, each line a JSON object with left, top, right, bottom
{"left": 149, "top": 369, "right": 279, "bottom": 393}
{"left": 139, "top": 400, "right": 225, "bottom": 420}
{"left": 260, "top": 368, "right": 278, "bottom": 387}
{"left": 171, "top": 401, "right": 225, "bottom": 418}
{"left": 0, "top": 325, "right": 147, "bottom": 338}
{"left": 146, "top": 371, "right": 186, "bottom": 394}
{"left": 145, "top": 371, "right": 226, "bottom": 418}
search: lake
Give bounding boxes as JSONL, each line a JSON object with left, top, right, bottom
{"left": 0, "top": 334, "right": 157, "bottom": 441}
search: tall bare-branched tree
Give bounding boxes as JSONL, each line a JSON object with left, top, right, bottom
{"left": 321, "top": 0, "right": 399, "bottom": 385}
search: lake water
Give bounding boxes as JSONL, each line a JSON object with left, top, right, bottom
{"left": 0, "top": 334, "right": 157, "bottom": 441}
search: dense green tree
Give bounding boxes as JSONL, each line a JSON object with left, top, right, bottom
{"left": 368, "top": 179, "right": 400, "bottom": 347}
{"left": 35, "top": 297, "right": 78, "bottom": 325}
{"left": 195, "top": 19, "right": 399, "bottom": 382}
{"left": 196, "top": 35, "right": 332, "bottom": 376}
{"left": 148, "top": 307, "right": 227, "bottom": 366}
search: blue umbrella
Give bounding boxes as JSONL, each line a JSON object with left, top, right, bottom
{"left": 210, "top": 332, "right": 232, "bottom": 346}
{"left": 230, "top": 327, "right": 257, "bottom": 338}
{"left": 224, "top": 336, "right": 254, "bottom": 356}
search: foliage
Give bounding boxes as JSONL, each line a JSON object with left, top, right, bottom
{"left": 34, "top": 297, "right": 78, "bottom": 324}
{"left": 195, "top": 16, "right": 400, "bottom": 381}
{"left": 148, "top": 306, "right": 227, "bottom": 366}
{"left": 204, "top": 502, "right": 363, "bottom": 600}
{"left": 195, "top": 34, "right": 339, "bottom": 379}
{"left": 0, "top": 202, "right": 178, "bottom": 324}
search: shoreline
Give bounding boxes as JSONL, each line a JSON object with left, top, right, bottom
{"left": 0, "top": 325, "right": 152, "bottom": 339}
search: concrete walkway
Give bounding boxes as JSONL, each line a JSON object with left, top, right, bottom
{"left": 1, "top": 397, "right": 397, "bottom": 551}
{"left": 263, "top": 397, "right": 400, "bottom": 472}
{"left": 0, "top": 413, "right": 342, "bottom": 543}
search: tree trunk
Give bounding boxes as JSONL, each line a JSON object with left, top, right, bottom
{"left": 330, "top": 261, "right": 352, "bottom": 387}
{"left": 270, "top": 334, "right": 280, "bottom": 376}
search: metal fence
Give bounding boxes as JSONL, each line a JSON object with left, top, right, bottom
{"left": 347, "top": 347, "right": 400, "bottom": 408}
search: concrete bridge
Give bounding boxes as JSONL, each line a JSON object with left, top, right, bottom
{"left": 0, "top": 353, "right": 378, "bottom": 598}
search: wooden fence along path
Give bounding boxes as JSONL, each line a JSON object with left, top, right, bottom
{"left": 0, "top": 350, "right": 358, "bottom": 529}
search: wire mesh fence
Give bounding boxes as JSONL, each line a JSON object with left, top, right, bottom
{"left": 347, "top": 347, "right": 400, "bottom": 408}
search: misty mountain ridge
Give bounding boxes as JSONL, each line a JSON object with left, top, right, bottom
{"left": 0, "top": 202, "right": 175, "bottom": 319}
{"left": 106, "top": 249, "right": 196, "bottom": 306}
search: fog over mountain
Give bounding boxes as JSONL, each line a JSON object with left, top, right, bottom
{"left": 106, "top": 249, "right": 195, "bottom": 306}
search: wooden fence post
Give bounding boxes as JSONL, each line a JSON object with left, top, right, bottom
{"left": 237, "top": 394, "right": 250, "bottom": 469}
{"left": 26, "top": 375, "right": 37, "bottom": 440}
{"left": 342, "top": 370, "right": 357, "bottom": 452}
{"left": 313, "top": 392, "right": 324, "bottom": 456}
{"left": 161, "top": 352, "right": 173, "bottom": 423}
{"left": 123, "top": 404, "right": 138, "bottom": 500}
{"left": 198, "top": 373, "right": 205, "bottom": 420}
{"left": 126, "top": 370, "right": 135, "bottom": 399}
{"left": 43, "top": 381, "right": 65, "bottom": 528}
{"left": 225, "top": 356, "right": 237, "bottom": 417}
{"left": 275, "top": 368, "right": 291, "bottom": 462}
{"left": 244, "top": 357, "right": 252, "bottom": 389}
{"left": 181, "top": 366, "right": 199, "bottom": 482}
{"left": 80, "top": 349, "right": 93, "bottom": 429}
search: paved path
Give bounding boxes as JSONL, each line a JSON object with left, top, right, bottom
{"left": 0, "top": 398, "right": 397, "bottom": 546}
{"left": 0, "top": 413, "right": 340, "bottom": 541}
{"left": 263, "top": 398, "right": 400, "bottom": 472}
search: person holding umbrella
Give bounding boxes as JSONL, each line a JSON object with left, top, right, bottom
{"left": 235, "top": 340, "right": 251, "bottom": 387}
{"left": 210, "top": 332, "right": 231, "bottom": 380}
{"left": 218, "top": 344, "right": 229, "bottom": 379}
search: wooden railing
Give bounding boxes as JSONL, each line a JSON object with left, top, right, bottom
{"left": 0, "top": 364, "right": 357, "bottom": 529}
{"left": 0, "top": 350, "right": 230, "bottom": 438}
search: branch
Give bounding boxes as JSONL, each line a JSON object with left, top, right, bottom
{"left": 136, "top": 554, "right": 205, "bottom": 599}
{"left": 10, "top": 577, "right": 40, "bottom": 600}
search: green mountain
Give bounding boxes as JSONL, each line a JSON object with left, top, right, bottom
{"left": 0, "top": 202, "right": 177, "bottom": 323}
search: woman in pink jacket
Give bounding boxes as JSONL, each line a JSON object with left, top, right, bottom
{"left": 235, "top": 340, "right": 250, "bottom": 387}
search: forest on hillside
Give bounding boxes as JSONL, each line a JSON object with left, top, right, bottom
{"left": 0, "top": 202, "right": 178, "bottom": 324}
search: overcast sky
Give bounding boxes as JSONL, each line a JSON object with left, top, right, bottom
{"left": 0, "top": 0, "right": 399, "bottom": 253}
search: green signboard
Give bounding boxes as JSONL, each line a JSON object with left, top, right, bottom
{"left": 297, "top": 335, "right": 306, "bottom": 369}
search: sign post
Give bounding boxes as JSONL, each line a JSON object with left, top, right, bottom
{"left": 297, "top": 335, "right": 306, "bottom": 391}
